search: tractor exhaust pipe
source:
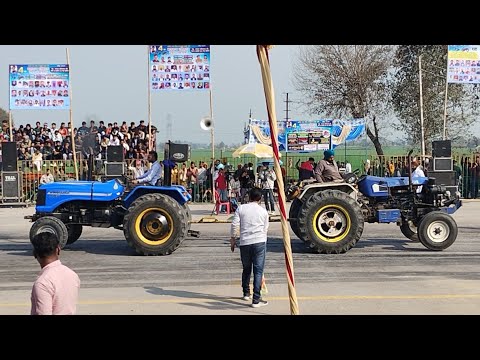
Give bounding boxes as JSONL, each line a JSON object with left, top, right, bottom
{"left": 407, "top": 149, "right": 414, "bottom": 193}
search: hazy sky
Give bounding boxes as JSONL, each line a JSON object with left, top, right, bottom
{"left": 0, "top": 45, "right": 313, "bottom": 145}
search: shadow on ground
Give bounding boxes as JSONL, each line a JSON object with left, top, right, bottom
{"left": 144, "top": 286, "right": 254, "bottom": 312}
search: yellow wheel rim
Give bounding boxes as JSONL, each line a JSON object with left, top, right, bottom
{"left": 312, "top": 204, "right": 351, "bottom": 243}
{"left": 134, "top": 207, "right": 174, "bottom": 245}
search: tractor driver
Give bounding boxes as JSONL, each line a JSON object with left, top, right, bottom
{"left": 314, "top": 149, "right": 344, "bottom": 183}
{"left": 131, "top": 151, "right": 162, "bottom": 186}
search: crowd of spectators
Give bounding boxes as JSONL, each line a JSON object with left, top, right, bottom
{"left": 0, "top": 119, "right": 157, "bottom": 171}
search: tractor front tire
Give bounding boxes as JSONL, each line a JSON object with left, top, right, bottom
{"left": 123, "top": 193, "right": 187, "bottom": 255}
{"left": 66, "top": 224, "right": 83, "bottom": 245}
{"left": 297, "top": 190, "right": 364, "bottom": 254}
{"left": 30, "top": 216, "right": 69, "bottom": 249}
{"left": 182, "top": 203, "right": 192, "bottom": 233}
{"left": 417, "top": 211, "right": 458, "bottom": 251}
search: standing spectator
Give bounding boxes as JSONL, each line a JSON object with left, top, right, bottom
{"left": 230, "top": 187, "right": 269, "bottom": 308}
{"left": 30, "top": 232, "right": 80, "bottom": 315}
{"left": 214, "top": 164, "right": 228, "bottom": 213}
{"left": 239, "top": 163, "right": 255, "bottom": 204}
{"left": 453, "top": 160, "right": 462, "bottom": 186}
{"left": 411, "top": 158, "right": 425, "bottom": 194}
{"left": 259, "top": 164, "right": 276, "bottom": 214}
{"left": 296, "top": 157, "right": 315, "bottom": 181}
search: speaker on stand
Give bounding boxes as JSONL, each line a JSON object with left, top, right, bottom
{"left": 432, "top": 140, "right": 452, "bottom": 158}
{"left": 1, "top": 142, "right": 18, "bottom": 172}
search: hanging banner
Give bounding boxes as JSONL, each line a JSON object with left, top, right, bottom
{"left": 149, "top": 45, "right": 210, "bottom": 91}
{"left": 246, "top": 118, "right": 286, "bottom": 150}
{"left": 9, "top": 64, "right": 70, "bottom": 110}
{"left": 447, "top": 45, "right": 480, "bottom": 84}
{"left": 285, "top": 120, "right": 332, "bottom": 152}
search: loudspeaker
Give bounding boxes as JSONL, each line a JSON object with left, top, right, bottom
{"left": 106, "top": 145, "right": 124, "bottom": 162}
{"left": 432, "top": 140, "right": 452, "bottom": 158}
{"left": 2, "top": 171, "right": 22, "bottom": 200}
{"left": 433, "top": 157, "right": 453, "bottom": 171}
{"left": 429, "top": 171, "right": 456, "bottom": 186}
{"left": 167, "top": 142, "right": 190, "bottom": 163}
{"left": 105, "top": 162, "right": 124, "bottom": 176}
{"left": 2, "top": 142, "right": 17, "bottom": 171}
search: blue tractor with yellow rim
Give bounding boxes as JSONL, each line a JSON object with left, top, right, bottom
{"left": 26, "top": 177, "right": 194, "bottom": 256}
{"left": 287, "top": 164, "right": 462, "bottom": 254}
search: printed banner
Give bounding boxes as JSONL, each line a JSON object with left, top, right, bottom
{"left": 447, "top": 45, "right": 480, "bottom": 84}
{"left": 149, "top": 45, "right": 210, "bottom": 91}
{"left": 9, "top": 64, "right": 70, "bottom": 110}
{"left": 285, "top": 120, "right": 332, "bottom": 152}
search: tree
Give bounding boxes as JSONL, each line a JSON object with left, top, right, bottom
{"left": 391, "top": 46, "right": 476, "bottom": 154}
{"left": 293, "top": 45, "right": 396, "bottom": 156}
{"left": 0, "top": 107, "right": 9, "bottom": 124}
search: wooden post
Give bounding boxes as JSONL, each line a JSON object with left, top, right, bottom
{"left": 209, "top": 89, "right": 215, "bottom": 203}
{"left": 148, "top": 46, "right": 153, "bottom": 152}
{"left": 66, "top": 48, "right": 79, "bottom": 180}
{"left": 8, "top": 111, "right": 13, "bottom": 141}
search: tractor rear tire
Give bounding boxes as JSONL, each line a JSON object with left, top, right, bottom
{"left": 66, "top": 224, "right": 83, "bottom": 245}
{"left": 289, "top": 198, "right": 306, "bottom": 242}
{"left": 417, "top": 211, "right": 458, "bottom": 251}
{"left": 298, "top": 190, "right": 364, "bottom": 254}
{"left": 123, "top": 193, "right": 187, "bottom": 255}
{"left": 400, "top": 221, "right": 419, "bottom": 242}
{"left": 30, "top": 216, "right": 68, "bottom": 249}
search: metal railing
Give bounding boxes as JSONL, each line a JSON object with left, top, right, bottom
{"left": 1, "top": 152, "right": 478, "bottom": 205}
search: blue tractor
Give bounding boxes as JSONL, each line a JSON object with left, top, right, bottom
{"left": 26, "top": 142, "right": 196, "bottom": 256}
{"left": 287, "top": 155, "right": 462, "bottom": 254}
{"left": 26, "top": 178, "right": 193, "bottom": 255}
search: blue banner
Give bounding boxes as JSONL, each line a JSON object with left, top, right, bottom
{"left": 150, "top": 45, "right": 210, "bottom": 91}
{"left": 9, "top": 64, "right": 70, "bottom": 110}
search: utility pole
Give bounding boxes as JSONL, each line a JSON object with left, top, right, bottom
{"left": 419, "top": 55, "right": 426, "bottom": 159}
{"left": 284, "top": 93, "right": 291, "bottom": 123}
{"left": 284, "top": 93, "right": 292, "bottom": 182}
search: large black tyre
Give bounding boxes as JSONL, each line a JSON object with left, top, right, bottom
{"left": 182, "top": 203, "right": 192, "bottom": 232}
{"left": 29, "top": 216, "right": 68, "bottom": 249}
{"left": 123, "top": 193, "right": 187, "bottom": 255}
{"left": 289, "top": 198, "right": 306, "bottom": 242}
{"left": 66, "top": 224, "right": 83, "bottom": 245}
{"left": 417, "top": 211, "right": 458, "bottom": 251}
{"left": 400, "top": 221, "right": 419, "bottom": 242}
{"left": 297, "top": 190, "right": 364, "bottom": 254}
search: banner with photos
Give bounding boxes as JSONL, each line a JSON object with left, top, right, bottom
{"left": 9, "top": 64, "right": 70, "bottom": 110}
{"left": 285, "top": 120, "right": 333, "bottom": 152}
{"left": 149, "top": 45, "right": 210, "bottom": 91}
{"left": 447, "top": 45, "right": 480, "bottom": 84}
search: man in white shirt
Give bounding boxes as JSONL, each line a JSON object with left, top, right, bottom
{"left": 230, "top": 187, "right": 269, "bottom": 308}
{"left": 40, "top": 168, "right": 55, "bottom": 184}
{"left": 411, "top": 158, "right": 425, "bottom": 194}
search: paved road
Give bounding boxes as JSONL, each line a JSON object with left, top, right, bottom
{"left": 0, "top": 201, "right": 479, "bottom": 315}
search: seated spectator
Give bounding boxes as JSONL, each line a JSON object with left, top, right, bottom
{"left": 40, "top": 168, "right": 55, "bottom": 184}
{"left": 32, "top": 149, "right": 43, "bottom": 171}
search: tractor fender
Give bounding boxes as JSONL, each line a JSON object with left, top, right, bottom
{"left": 297, "top": 182, "right": 358, "bottom": 202}
{"left": 123, "top": 185, "right": 191, "bottom": 208}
